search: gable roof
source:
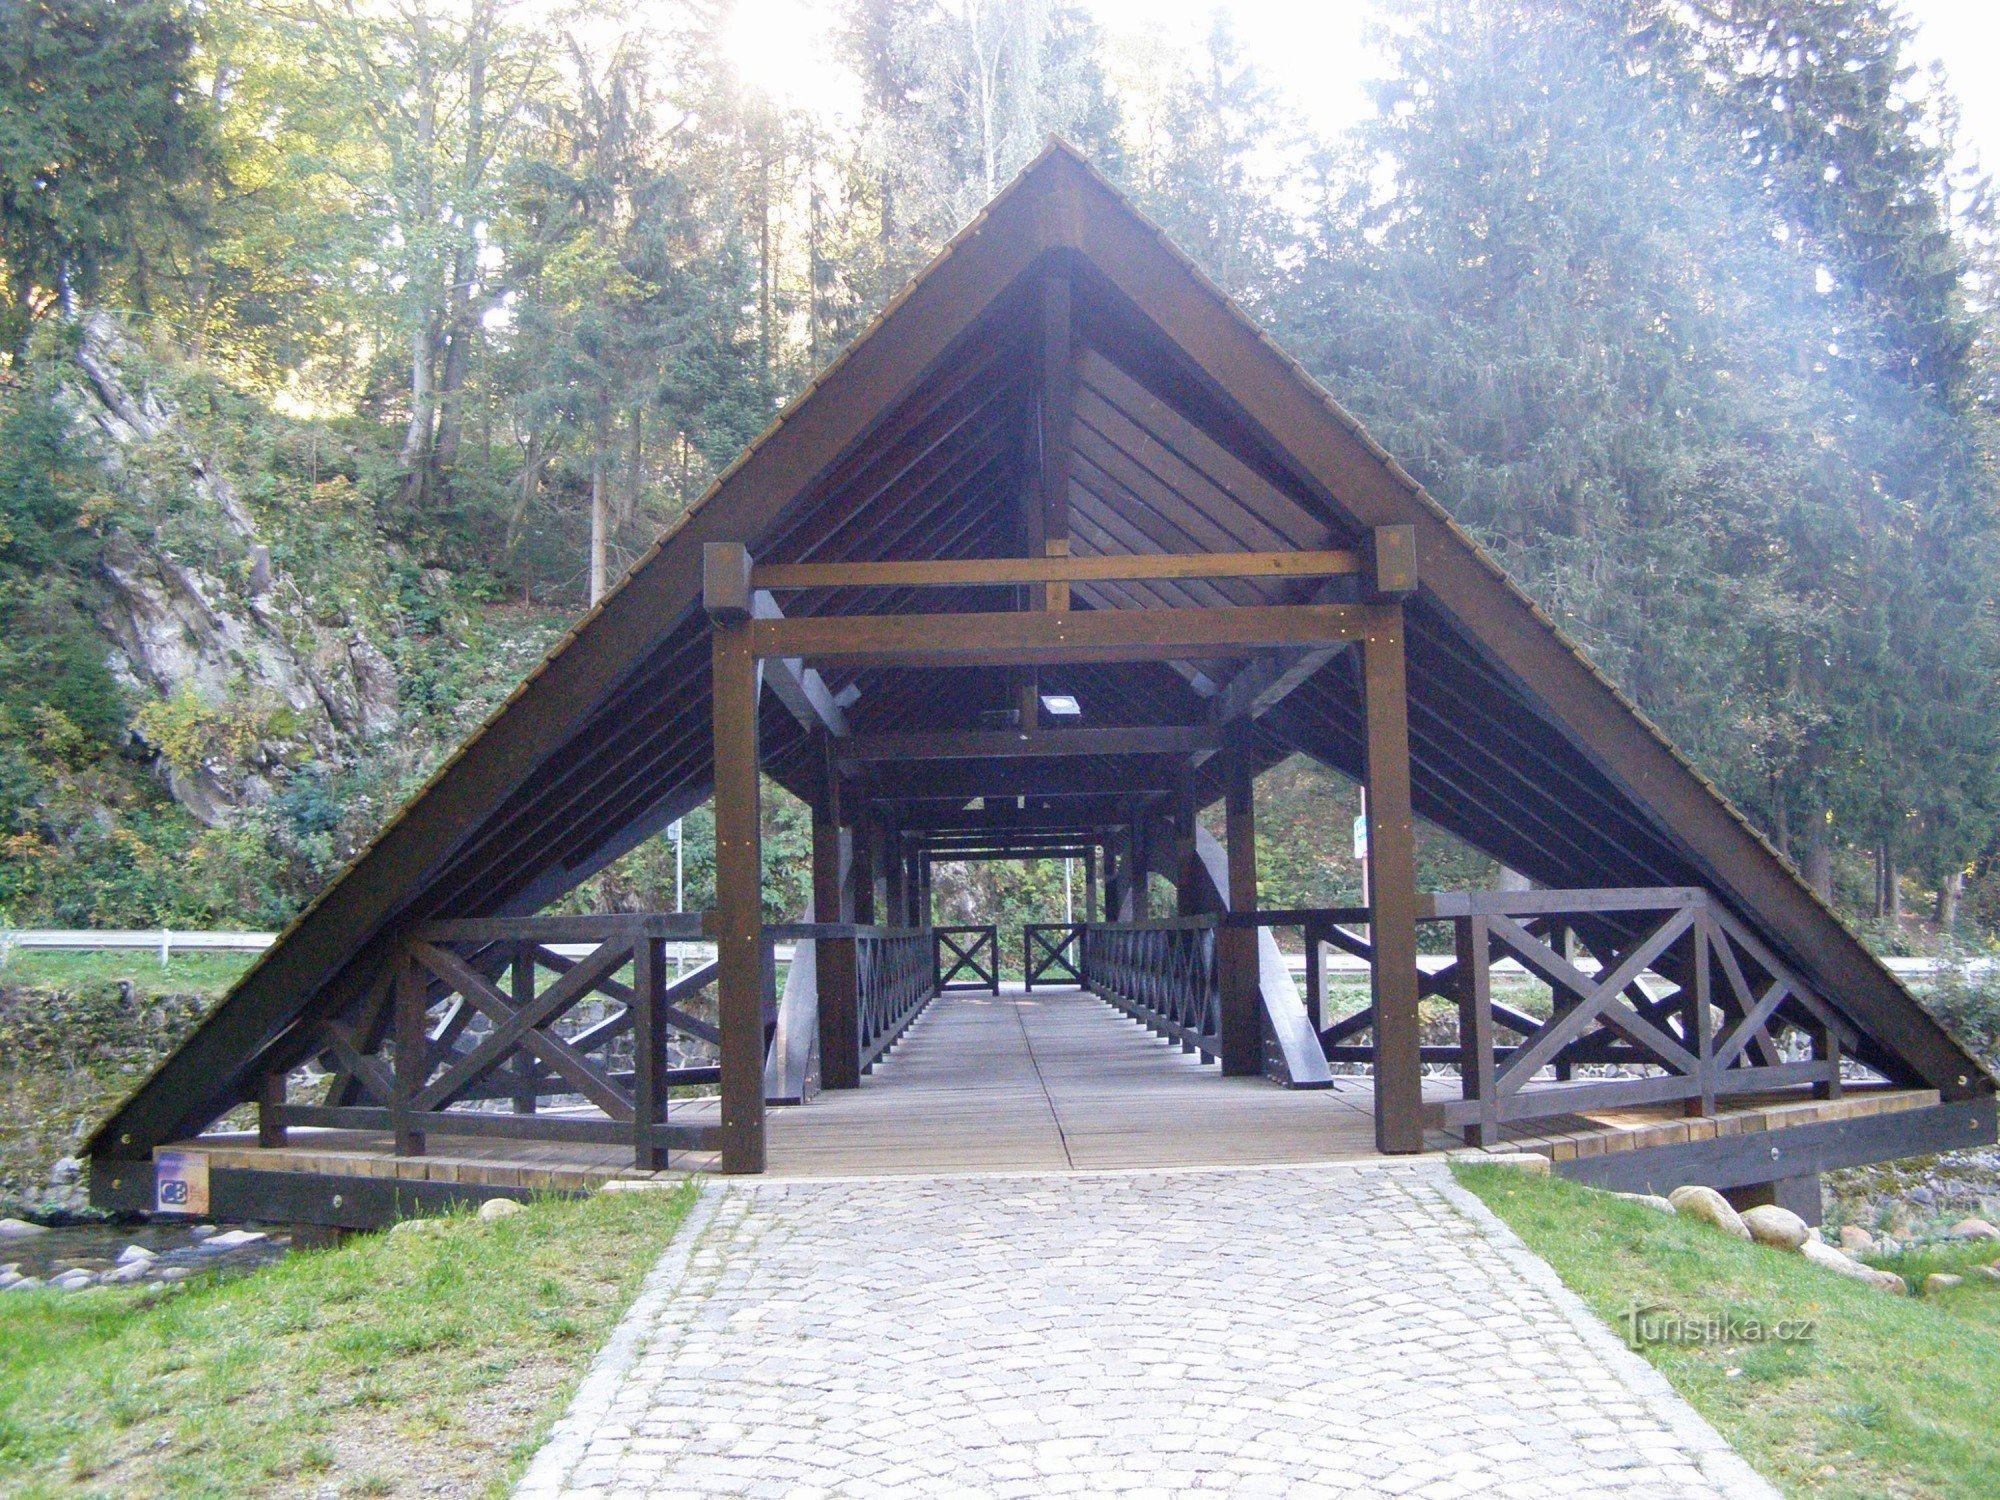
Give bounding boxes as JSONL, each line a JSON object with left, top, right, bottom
{"left": 91, "top": 143, "right": 1989, "bottom": 1160}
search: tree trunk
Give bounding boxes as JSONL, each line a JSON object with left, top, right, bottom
{"left": 589, "top": 442, "right": 608, "bottom": 605}
{"left": 1803, "top": 833, "right": 1833, "bottom": 901}
{"left": 1937, "top": 868, "right": 1962, "bottom": 934}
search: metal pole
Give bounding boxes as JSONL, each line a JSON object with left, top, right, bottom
{"left": 672, "top": 818, "right": 685, "bottom": 977}
{"left": 1065, "top": 858, "right": 1073, "bottom": 923}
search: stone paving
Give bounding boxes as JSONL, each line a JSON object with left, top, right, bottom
{"left": 517, "top": 1161, "right": 1777, "bottom": 1499}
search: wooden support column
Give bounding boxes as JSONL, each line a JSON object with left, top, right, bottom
{"left": 1454, "top": 916, "right": 1496, "bottom": 1147}
{"left": 708, "top": 545, "right": 767, "bottom": 1174}
{"left": 1126, "top": 800, "right": 1150, "bottom": 919}
{"left": 392, "top": 951, "right": 427, "bottom": 1158}
{"left": 1689, "top": 911, "right": 1717, "bottom": 1117}
{"left": 1219, "top": 722, "right": 1261, "bottom": 1076}
{"left": 1084, "top": 841, "right": 1099, "bottom": 924}
{"left": 631, "top": 934, "right": 669, "bottom": 1169}
{"left": 883, "top": 817, "right": 907, "bottom": 926}
{"left": 1363, "top": 599, "right": 1422, "bottom": 1153}
{"left": 1172, "top": 762, "right": 1200, "bottom": 917}
{"left": 815, "top": 742, "right": 860, "bottom": 1090}
{"left": 510, "top": 946, "right": 538, "bottom": 1114}
{"left": 256, "top": 1070, "right": 288, "bottom": 1149}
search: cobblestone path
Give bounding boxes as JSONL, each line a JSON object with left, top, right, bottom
{"left": 517, "top": 1162, "right": 1775, "bottom": 1499}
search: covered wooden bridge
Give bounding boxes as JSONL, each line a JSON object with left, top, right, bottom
{"left": 90, "top": 146, "right": 1993, "bottom": 1228}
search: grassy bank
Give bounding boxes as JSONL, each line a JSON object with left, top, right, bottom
{"left": 1456, "top": 1163, "right": 2000, "bottom": 1500}
{"left": 0, "top": 1183, "right": 698, "bottom": 1498}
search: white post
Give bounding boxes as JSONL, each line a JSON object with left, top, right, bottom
{"left": 1064, "top": 858, "right": 1073, "bottom": 923}
{"left": 671, "top": 819, "right": 685, "bottom": 978}
{"left": 159, "top": 929, "right": 172, "bottom": 970}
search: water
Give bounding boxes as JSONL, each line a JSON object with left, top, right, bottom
{"left": 1, "top": 1219, "right": 291, "bottom": 1288}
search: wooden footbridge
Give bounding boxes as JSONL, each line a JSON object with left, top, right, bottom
{"left": 90, "top": 145, "right": 1992, "bottom": 1230}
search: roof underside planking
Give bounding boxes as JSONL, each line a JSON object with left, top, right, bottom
{"left": 91, "top": 143, "right": 1991, "bottom": 1161}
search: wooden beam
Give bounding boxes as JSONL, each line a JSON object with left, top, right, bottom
{"left": 703, "top": 542, "right": 754, "bottom": 621}
{"left": 863, "top": 760, "right": 1175, "bottom": 802}
{"left": 1364, "top": 606, "right": 1423, "bottom": 1154}
{"left": 750, "top": 591, "right": 850, "bottom": 737}
{"left": 837, "top": 724, "right": 1219, "bottom": 763}
{"left": 749, "top": 550, "right": 1361, "bottom": 592}
{"left": 711, "top": 619, "right": 766, "bottom": 1174}
{"left": 1219, "top": 724, "right": 1260, "bottom": 1074}
{"left": 749, "top": 603, "right": 1369, "bottom": 669}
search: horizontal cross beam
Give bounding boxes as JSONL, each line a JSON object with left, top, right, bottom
{"left": 747, "top": 603, "right": 1379, "bottom": 670}
{"left": 748, "top": 549, "right": 1361, "bottom": 592}
{"left": 837, "top": 724, "right": 1219, "bottom": 764}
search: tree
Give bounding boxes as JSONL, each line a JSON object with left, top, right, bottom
{"left": 0, "top": 0, "right": 216, "bottom": 352}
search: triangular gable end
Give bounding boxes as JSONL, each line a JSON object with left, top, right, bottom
{"left": 89, "top": 142, "right": 1990, "bottom": 1172}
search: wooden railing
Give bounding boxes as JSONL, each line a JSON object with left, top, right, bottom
{"left": 859, "top": 927, "right": 935, "bottom": 1071}
{"left": 1303, "top": 889, "right": 1860, "bottom": 1144}
{"left": 1082, "top": 917, "right": 1222, "bottom": 1060}
{"left": 267, "top": 914, "right": 723, "bottom": 1170}
{"left": 1023, "top": 922, "right": 1086, "bottom": 990}
{"left": 933, "top": 924, "right": 1000, "bottom": 993}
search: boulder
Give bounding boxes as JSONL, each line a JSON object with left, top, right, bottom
{"left": 1614, "top": 1193, "right": 1676, "bottom": 1215}
{"left": 1801, "top": 1237, "right": 1873, "bottom": 1279}
{"left": 0, "top": 1271, "right": 19, "bottom": 1289}
{"left": 1923, "top": 1273, "right": 1965, "bottom": 1295}
{"left": 49, "top": 1269, "right": 96, "bottom": 1291}
{"left": 1741, "top": 1205, "right": 1811, "bottom": 1251}
{"left": 1838, "top": 1225, "right": 1876, "bottom": 1255}
{"left": 1667, "top": 1185, "right": 1752, "bottom": 1240}
{"left": 1865, "top": 1270, "right": 1910, "bottom": 1295}
{"left": 199, "top": 1229, "right": 267, "bottom": 1252}
{"left": 4, "top": 1277, "right": 45, "bottom": 1292}
{"left": 116, "top": 1245, "right": 157, "bottom": 1265}
{"left": 0, "top": 1219, "right": 49, "bottom": 1240}
{"left": 1947, "top": 1218, "right": 2000, "bottom": 1241}
{"left": 102, "top": 1262, "right": 150, "bottom": 1285}
{"left": 477, "top": 1198, "right": 524, "bottom": 1222}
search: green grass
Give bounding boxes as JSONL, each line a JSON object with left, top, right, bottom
{"left": 0, "top": 1183, "right": 698, "bottom": 1498}
{"left": 1456, "top": 1163, "right": 2000, "bottom": 1500}
{"left": 0, "top": 949, "right": 257, "bottom": 999}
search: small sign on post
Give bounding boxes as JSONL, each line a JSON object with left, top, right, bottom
{"left": 1352, "top": 813, "right": 1369, "bottom": 863}
{"left": 154, "top": 1149, "right": 210, "bottom": 1215}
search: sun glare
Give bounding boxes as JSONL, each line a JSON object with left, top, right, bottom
{"left": 720, "top": 0, "right": 856, "bottom": 118}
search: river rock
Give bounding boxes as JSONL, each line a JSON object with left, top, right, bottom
{"left": 1668, "top": 1185, "right": 1752, "bottom": 1240}
{"left": 1865, "top": 1270, "right": 1910, "bottom": 1294}
{"left": 199, "top": 1229, "right": 267, "bottom": 1252}
{"left": 1614, "top": 1193, "right": 1676, "bottom": 1214}
{"left": 0, "top": 1270, "right": 19, "bottom": 1289}
{"left": 1801, "top": 1237, "right": 1872, "bottom": 1279}
{"left": 1923, "top": 1273, "right": 1965, "bottom": 1294}
{"left": 49, "top": 1269, "right": 96, "bottom": 1291}
{"left": 155, "top": 1266, "right": 193, "bottom": 1282}
{"left": 0, "top": 1218, "right": 48, "bottom": 1240}
{"left": 188, "top": 1224, "right": 218, "bottom": 1240}
{"left": 116, "top": 1245, "right": 157, "bottom": 1265}
{"left": 1948, "top": 1218, "right": 2000, "bottom": 1241}
{"left": 102, "top": 1261, "right": 150, "bottom": 1285}
{"left": 478, "top": 1198, "right": 524, "bottom": 1222}
{"left": 1838, "top": 1225, "right": 1876, "bottom": 1254}
{"left": 1741, "top": 1204, "right": 1811, "bottom": 1251}
{"left": 4, "top": 1277, "right": 44, "bottom": 1292}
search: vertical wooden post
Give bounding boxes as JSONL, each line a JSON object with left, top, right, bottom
{"left": 1172, "top": 762, "right": 1200, "bottom": 917}
{"left": 631, "top": 933, "right": 669, "bottom": 1169}
{"left": 511, "top": 945, "right": 538, "bottom": 1114}
{"left": 1690, "top": 908, "right": 1716, "bottom": 1117}
{"left": 257, "top": 1069, "right": 288, "bottom": 1149}
{"left": 814, "top": 751, "right": 861, "bottom": 1090}
{"left": 1303, "top": 921, "right": 1324, "bottom": 1033}
{"left": 1812, "top": 1024, "right": 1842, "bottom": 1101}
{"left": 1084, "top": 841, "right": 1099, "bottom": 925}
{"left": 1455, "top": 916, "right": 1496, "bottom": 1146}
{"left": 1219, "top": 722, "right": 1261, "bottom": 1076}
{"left": 883, "top": 817, "right": 907, "bottom": 926}
{"left": 392, "top": 951, "right": 427, "bottom": 1158}
{"left": 850, "top": 804, "right": 875, "bottom": 924}
{"left": 1126, "top": 800, "right": 1150, "bottom": 919}
{"left": 1363, "top": 602, "right": 1422, "bottom": 1153}
{"left": 711, "top": 616, "right": 766, "bottom": 1174}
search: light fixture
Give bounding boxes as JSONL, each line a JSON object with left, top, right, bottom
{"left": 1040, "top": 693, "right": 1081, "bottom": 717}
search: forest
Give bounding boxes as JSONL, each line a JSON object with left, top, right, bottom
{"left": 0, "top": 0, "right": 1996, "bottom": 954}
